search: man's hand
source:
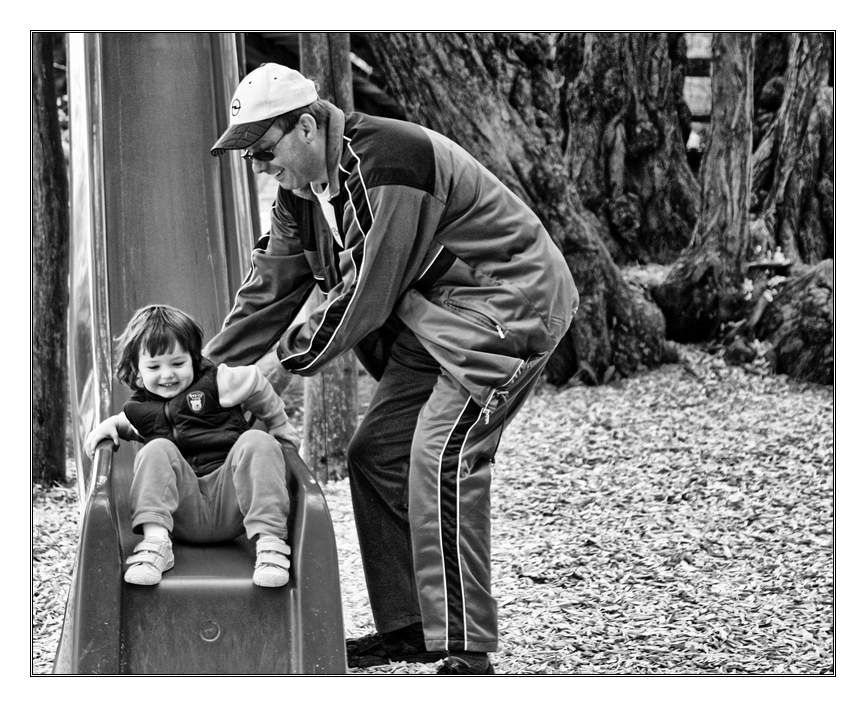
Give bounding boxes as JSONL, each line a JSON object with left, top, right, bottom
{"left": 256, "top": 347, "right": 293, "bottom": 398}
{"left": 269, "top": 421, "right": 301, "bottom": 449}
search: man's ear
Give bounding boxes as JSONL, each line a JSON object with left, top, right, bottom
{"left": 298, "top": 113, "right": 318, "bottom": 142}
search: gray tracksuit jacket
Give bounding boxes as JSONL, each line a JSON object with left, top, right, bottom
{"left": 205, "top": 103, "right": 579, "bottom": 405}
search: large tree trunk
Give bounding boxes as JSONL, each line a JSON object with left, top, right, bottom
{"left": 299, "top": 33, "right": 358, "bottom": 483}
{"left": 361, "top": 32, "right": 674, "bottom": 385}
{"left": 735, "top": 33, "right": 834, "bottom": 383}
{"left": 753, "top": 260, "right": 833, "bottom": 384}
{"left": 750, "top": 33, "right": 833, "bottom": 264}
{"left": 653, "top": 33, "right": 755, "bottom": 341}
{"left": 559, "top": 33, "right": 700, "bottom": 265}
{"left": 32, "top": 32, "right": 70, "bottom": 485}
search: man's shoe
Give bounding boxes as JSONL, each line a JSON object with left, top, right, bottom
{"left": 436, "top": 652, "right": 495, "bottom": 674}
{"left": 346, "top": 623, "right": 446, "bottom": 668}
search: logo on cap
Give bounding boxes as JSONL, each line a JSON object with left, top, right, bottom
{"left": 231, "top": 99, "right": 241, "bottom": 116}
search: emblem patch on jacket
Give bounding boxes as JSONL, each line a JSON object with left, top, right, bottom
{"left": 187, "top": 391, "right": 205, "bottom": 413}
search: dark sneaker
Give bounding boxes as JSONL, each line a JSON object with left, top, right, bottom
{"left": 436, "top": 653, "right": 495, "bottom": 675}
{"left": 346, "top": 623, "right": 446, "bottom": 668}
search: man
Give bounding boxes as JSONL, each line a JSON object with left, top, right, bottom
{"left": 207, "top": 63, "right": 579, "bottom": 674}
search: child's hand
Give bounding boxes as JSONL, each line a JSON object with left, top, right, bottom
{"left": 84, "top": 417, "right": 121, "bottom": 459}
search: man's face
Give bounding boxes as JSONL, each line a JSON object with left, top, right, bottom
{"left": 245, "top": 117, "right": 327, "bottom": 191}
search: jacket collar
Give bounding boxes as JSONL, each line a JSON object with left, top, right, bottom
{"left": 291, "top": 100, "right": 346, "bottom": 202}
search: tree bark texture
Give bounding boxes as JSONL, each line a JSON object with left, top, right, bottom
{"left": 754, "top": 35, "right": 789, "bottom": 111}
{"left": 753, "top": 260, "right": 833, "bottom": 384}
{"left": 559, "top": 33, "right": 700, "bottom": 265}
{"left": 300, "top": 33, "right": 358, "bottom": 483}
{"left": 32, "top": 33, "right": 70, "bottom": 485}
{"left": 752, "top": 33, "right": 790, "bottom": 150}
{"left": 362, "top": 32, "right": 675, "bottom": 386}
{"left": 751, "top": 33, "right": 833, "bottom": 265}
{"left": 653, "top": 33, "right": 755, "bottom": 341}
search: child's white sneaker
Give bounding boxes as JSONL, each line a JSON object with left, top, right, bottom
{"left": 124, "top": 538, "right": 174, "bottom": 585}
{"left": 253, "top": 536, "right": 291, "bottom": 588}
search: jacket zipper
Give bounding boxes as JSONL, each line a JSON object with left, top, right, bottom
{"left": 444, "top": 300, "right": 507, "bottom": 339}
{"left": 480, "top": 359, "right": 525, "bottom": 424}
{"left": 163, "top": 402, "right": 179, "bottom": 443}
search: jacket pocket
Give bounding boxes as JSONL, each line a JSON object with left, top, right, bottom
{"left": 442, "top": 299, "right": 507, "bottom": 340}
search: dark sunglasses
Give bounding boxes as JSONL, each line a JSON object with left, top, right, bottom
{"left": 241, "top": 130, "right": 289, "bottom": 163}
{"left": 242, "top": 149, "right": 276, "bottom": 163}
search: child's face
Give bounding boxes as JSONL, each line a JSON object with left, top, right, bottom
{"left": 137, "top": 341, "right": 194, "bottom": 399}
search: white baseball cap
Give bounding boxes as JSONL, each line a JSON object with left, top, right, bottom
{"left": 211, "top": 63, "right": 318, "bottom": 156}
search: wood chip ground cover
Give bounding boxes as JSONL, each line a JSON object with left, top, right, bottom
{"left": 31, "top": 345, "right": 833, "bottom": 675}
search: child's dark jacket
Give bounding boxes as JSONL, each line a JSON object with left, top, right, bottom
{"left": 122, "top": 359, "right": 290, "bottom": 475}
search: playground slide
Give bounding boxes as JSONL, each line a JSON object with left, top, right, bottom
{"left": 54, "top": 32, "right": 346, "bottom": 674}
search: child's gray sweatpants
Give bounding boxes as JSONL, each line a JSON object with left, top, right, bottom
{"left": 129, "top": 429, "right": 290, "bottom": 542}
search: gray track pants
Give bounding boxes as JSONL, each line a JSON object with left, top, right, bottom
{"left": 347, "top": 328, "right": 551, "bottom": 653}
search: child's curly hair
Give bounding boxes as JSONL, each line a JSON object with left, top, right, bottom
{"left": 115, "top": 304, "right": 203, "bottom": 391}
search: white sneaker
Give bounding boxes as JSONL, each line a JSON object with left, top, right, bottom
{"left": 124, "top": 538, "right": 174, "bottom": 585}
{"left": 253, "top": 536, "right": 291, "bottom": 588}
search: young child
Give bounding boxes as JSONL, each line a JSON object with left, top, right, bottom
{"left": 84, "top": 304, "right": 299, "bottom": 588}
